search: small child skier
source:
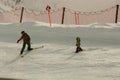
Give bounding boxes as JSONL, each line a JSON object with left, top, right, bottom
{"left": 75, "top": 36, "right": 83, "bottom": 53}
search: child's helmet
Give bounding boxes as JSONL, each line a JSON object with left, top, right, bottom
{"left": 76, "top": 36, "right": 80, "bottom": 40}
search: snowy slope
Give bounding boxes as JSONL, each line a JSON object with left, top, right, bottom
{"left": 0, "top": 0, "right": 119, "bottom": 12}
{"left": 0, "top": 22, "right": 120, "bottom": 80}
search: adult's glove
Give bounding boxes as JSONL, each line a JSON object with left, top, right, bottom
{"left": 17, "top": 40, "right": 20, "bottom": 43}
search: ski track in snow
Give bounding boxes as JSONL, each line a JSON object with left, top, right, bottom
{"left": 0, "top": 43, "right": 120, "bottom": 80}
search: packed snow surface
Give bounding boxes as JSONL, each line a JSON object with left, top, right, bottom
{"left": 0, "top": 22, "right": 120, "bottom": 80}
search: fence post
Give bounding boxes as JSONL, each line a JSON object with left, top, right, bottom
{"left": 46, "top": 5, "right": 52, "bottom": 27}
{"left": 77, "top": 13, "right": 80, "bottom": 25}
{"left": 75, "top": 12, "right": 77, "bottom": 25}
{"left": 115, "top": 5, "right": 119, "bottom": 23}
{"left": 20, "top": 7, "right": 24, "bottom": 23}
{"left": 75, "top": 13, "right": 80, "bottom": 25}
{"left": 61, "top": 7, "right": 65, "bottom": 24}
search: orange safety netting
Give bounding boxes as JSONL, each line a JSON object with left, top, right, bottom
{"left": 0, "top": 6, "right": 119, "bottom": 25}
{"left": 118, "top": 7, "right": 120, "bottom": 22}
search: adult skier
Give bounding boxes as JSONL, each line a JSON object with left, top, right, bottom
{"left": 17, "top": 31, "right": 33, "bottom": 55}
